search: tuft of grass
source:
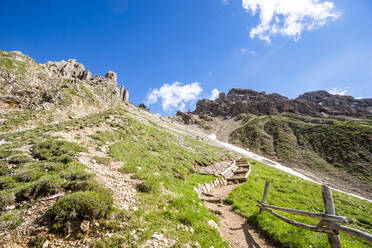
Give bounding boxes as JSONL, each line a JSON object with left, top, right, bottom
{"left": 227, "top": 158, "right": 372, "bottom": 248}
{"left": 15, "top": 175, "right": 62, "bottom": 202}
{"left": 31, "top": 138, "right": 86, "bottom": 163}
{"left": 92, "top": 156, "right": 112, "bottom": 165}
{"left": 0, "top": 192, "right": 13, "bottom": 210}
{"left": 0, "top": 210, "right": 24, "bottom": 229}
{"left": 45, "top": 191, "right": 113, "bottom": 233}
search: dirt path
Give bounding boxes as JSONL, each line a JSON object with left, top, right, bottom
{"left": 202, "top": 184, "right": 274, "bottom": 248}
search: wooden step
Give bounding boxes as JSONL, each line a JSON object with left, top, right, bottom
{"left": 234, "top": 170, "right": 248, "bottom": 175}
{"left": 238, "top": 164, "right": 250, "bottom": 169}
{"left": 227, "top": 177, "right": 247, "bottom": 183}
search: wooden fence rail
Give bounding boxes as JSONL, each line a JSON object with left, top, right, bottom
{"left": 256, "top": 181, "right": 372, "bottom": 247}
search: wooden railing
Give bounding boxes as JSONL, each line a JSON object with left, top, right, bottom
{"left": 256, "top": 181, "right": 372, "bottom": 247}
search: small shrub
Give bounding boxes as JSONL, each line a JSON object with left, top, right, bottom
{"left": 42, "top": 162, "right": 67, "bottom": 172}
{"left": 31, "top": 139, "right": 86, "bottom": 163}
{"left": 136, "top": 179, "right": 161, "bottom": 194}
{"left": 14, "top": 168, "right": 45, "bottom": 182}
{"left": 45, "top": 191, "right": 113, "bottom": 233}
{"left": 62, "top": 178, "right": 110, "bottom": 194}
{"left": 28, "top": 237, "right": 46, "bottom": 248}
{"left": 8, "top": 154, "right": 33, "bottom": 164}
{"left": 0, "top": 176, "right": 15, "bottom": 190}
{"left": 0, "top": 161, "right": 9, "bottom": 176}
{"left": 0, "top": 192, "right": 13, "bottom": 210}
{"left": 60, "top": 168, "right": 93, "bottom": 181}
{"left": 0, "top": 210, "right": 24, "bottom": 229}
{"left": 93, "top": 156, "right": 112, "bottom": 165}
{"left": 16, "top": 176, "right": 61, "bottom": 202}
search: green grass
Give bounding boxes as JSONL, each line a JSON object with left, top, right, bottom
{"left": 230, "top": 114, "right": 372, "bottom": 186}
{"left": 0, "top": 130, "right": 111, "bottom": 231}
{"left": 45, "top": 191, "right": 113, "bottom": 233}
{"left": 0, "top": 108, "right": 232, "bottom": 246}
{"left": 0, "top": 210, "right": 24, "bottom": 229}
{"left": 88, "top": 111, "right": 231, "bottom": 247}
{"left": 227, "top": 159, "right": 372, "bottom": 248}
{"left": 0, "top": 110, "right": 38, "bottom": 132}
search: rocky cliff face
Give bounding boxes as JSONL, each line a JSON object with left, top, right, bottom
{"left": 296, "top": 90, "right": 372, "bottom": 116}
{"left": 193, "top": 88, "right": 372, "bottom": 117}
{"left": 0, "top": 50, "right": 129, "bottom": 111}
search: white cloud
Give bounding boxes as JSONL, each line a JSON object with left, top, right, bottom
{"left": 327, "top": 87, "right": 348, "bottom": 96}
{"left": 240, "top": 48, "right": 256, "bottom": 55}
{"left": 145, "top": 82, "right": 203, "bottom": 113}
{"left": 222, "top": 0, "right": 229, "bottom": 5}
{"left": 210, "top": 88, "right": 220, "bottom": 100}
{"left": 242, "top": 0, "right": 340, "bottom": 42}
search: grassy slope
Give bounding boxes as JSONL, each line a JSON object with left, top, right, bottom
{"left": 230, "top": 114, "right": 372, "bottom": 185}
{"left": 227, "top": 158, "right": 372, "bottom": 248}
{"left": 89, "top": 109, "right": 232, "bottom": 247}
{"left": 0, "top": 108, "right": 233, "bottom": 247}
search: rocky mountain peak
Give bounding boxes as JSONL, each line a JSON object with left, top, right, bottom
{"left": 43, "top": 59, "right": 90, "bottom": 80}
{"left": 0, "top": 50, "right": 129, "bottom": 111}
{"left": 193, "top": 88, "right": 372, "bottom": 118}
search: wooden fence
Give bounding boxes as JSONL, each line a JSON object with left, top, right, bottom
{"left": 256, "top": 181, "right": 372, "bottom": 247}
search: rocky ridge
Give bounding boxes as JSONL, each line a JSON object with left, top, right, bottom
{"left": 193, "top": 88, "right": 372, "bottom": 118}
{"left": 0, "top": 50, "right": 129, "bottom": 111}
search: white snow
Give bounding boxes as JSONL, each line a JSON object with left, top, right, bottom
{"left": 208, "top": 134, "right": 371, "bottom": 203}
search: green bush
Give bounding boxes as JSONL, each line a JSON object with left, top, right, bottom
{"left": 14, "top": 168, "right": 45, "bottom": 182}
{"left": 92, "top": 156, "right": 112, "bottom": 165}
{"left": 16, "top": 176, "right": 61, "bottom": 202}
{"left": 31, "top": 139, "right": 86, "bottom": 163}
{"left": 8, "top": 154, "right": 33, "bottom": 164}
{"left": 0, "top": 192, "right": 13, "bottom": 210}
{"left": 62, "top": 178, "right": 110, "bottom": 194}
{"left": 0, "top": 210, "right": 24, "bottom": 229}
{"left": 136, "top": 179, "right": 161, "bottom": 194}
{"left": 45, "top": 191, "right": 113, "bottom": 233}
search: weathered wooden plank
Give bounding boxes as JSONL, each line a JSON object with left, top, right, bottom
{"left": 244, "top": 164, "right": 251, "bottom": 178}
{"left": 262, "top": 181, "right": 270, "bottom": 204}
{"left": 257, "top": 204, "right": 334, "bottom": 234}
{"left": 322, "top": 185, "right": 342, "bottom": 248}
{"left": 327, "top": 222, "right": 372, "bottom": 243}
{"left": 261, "top": 203, "right": 350, "bottom": 224}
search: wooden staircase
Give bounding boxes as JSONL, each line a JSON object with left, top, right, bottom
{"left": 226, "top": 159, "right": 251, "bottom": 184}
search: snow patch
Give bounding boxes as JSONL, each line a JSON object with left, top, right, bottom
{"left": 208, "top": 134, "right": 371, "bottom": 202}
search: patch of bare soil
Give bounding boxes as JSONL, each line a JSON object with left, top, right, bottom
{"left": 202, "top": 184, "right": 275, "bottom": 248}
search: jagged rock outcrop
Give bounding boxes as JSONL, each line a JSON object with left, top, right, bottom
{"left": 193, "top": 88, "right": 372, "bottom": 117}
{"left": 0, "top": 50, "right": 130, "bottom": 110}
{"left": 194, "top": 88, "right": 325, "bottom": 117}
{"left": 123, "top": 89, "right": 129, "bottom": 102}
{"left": 296, "top": 90, "right": 372, "bottom": 116}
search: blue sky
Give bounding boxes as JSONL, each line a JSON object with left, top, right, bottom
{"left": 1, "top": 0, "right": 371, "bottom": 115}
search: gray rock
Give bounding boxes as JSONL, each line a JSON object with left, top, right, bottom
{"left": 123, "top": 89, "right": 129, "bottom": 102}
{"left": 105, "top": 71, "right": 117, "bottom": 82}
{"left": 207, "top": 219, "right": 218, "bottom": 230}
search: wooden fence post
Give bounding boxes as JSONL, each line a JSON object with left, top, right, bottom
{"left": 260, "top": 181, "right": 270, "bottom": 213}
{"left": 322, "top": 185, "right": 342, "bottom": 248}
